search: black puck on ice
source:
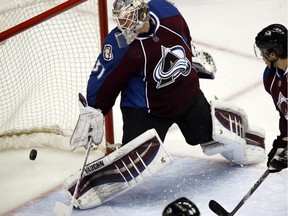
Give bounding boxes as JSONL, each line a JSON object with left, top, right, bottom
{"left": 29, "top": 149, "right": 37, "bottom": 160}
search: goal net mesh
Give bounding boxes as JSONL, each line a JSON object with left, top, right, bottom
{"left": 0, "top": 0, "right": 103, "bottom": 150}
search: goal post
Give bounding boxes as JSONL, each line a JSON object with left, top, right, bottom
{"left": 0, "top": 0, "right": 114, "bottom": 151}
{"left": 98, "top": 0, "right": 115, "bottom": 152}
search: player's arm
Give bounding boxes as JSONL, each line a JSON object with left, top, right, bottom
{"left": 86, "top": 29, "right": 131, "bottom": 115}
{"left": 267, "top": 77, "right": 288, "bottom": 172}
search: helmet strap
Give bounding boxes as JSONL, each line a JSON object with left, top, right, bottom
{"left": 270, "top": 60, "right": 274, "bottom": 69}
{"left": 265, "top": 52, "right": 279, "bottom": 69}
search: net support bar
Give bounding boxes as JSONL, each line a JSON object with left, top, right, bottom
{"left": 0, "top": 0, "right": 87, "bottom": 42}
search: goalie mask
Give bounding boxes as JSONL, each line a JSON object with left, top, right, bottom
{"left": 162, "top": 197, "right": 200, "bottom": 216}
{"left": 112, "top": 0, "right": 150, "bottom": 47}
{"left": 254, "top": 24, "right": 287, "bottom": 59}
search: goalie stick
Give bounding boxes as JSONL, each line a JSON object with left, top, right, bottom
{"left": 209, "top": 169, "right": 270, "bottom": 216}
{"left": 54, "top": 137, "right": 93, "bottom": 216}
{"left": 54, "top": 93, "right": 97, "bottom": 216}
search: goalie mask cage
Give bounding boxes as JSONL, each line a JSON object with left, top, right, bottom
{"left": 0, "top": 0, "right": 114, "bottom": 150}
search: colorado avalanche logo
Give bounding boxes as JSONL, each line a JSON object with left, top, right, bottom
{"left": 277, "top": 92, "right": 288, "bottom": 120}
{"left": 153, "top": 45, "right": 191, "bottom": 89}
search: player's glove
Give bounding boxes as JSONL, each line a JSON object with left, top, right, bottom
{"left": 267, "top": 137, "right": 288, "bottom": 173}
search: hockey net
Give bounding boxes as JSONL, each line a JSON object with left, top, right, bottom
{"left": 0, "top": 0, "right": 113, "bottom": 150}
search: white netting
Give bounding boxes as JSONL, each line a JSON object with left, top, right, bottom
{"left": 0, "top": 0, "right": 102, "bottom": 150}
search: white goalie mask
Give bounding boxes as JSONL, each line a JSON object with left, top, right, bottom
{"left": 112, "top": 0, "right": 150, "bottom": 47}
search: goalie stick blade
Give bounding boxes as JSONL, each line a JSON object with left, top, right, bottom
{"left": 53, "top": 201, "right": 73, "bottom": 216}
{"left": 209, "top": 200, "right": 230, "bottom": 216}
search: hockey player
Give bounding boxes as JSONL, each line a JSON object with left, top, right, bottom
{"left": 162, "top": 197, "right": 200, "bottom": 216}
{"left": 254, "top": 24, "right": 288, "bottom": 173}
{"left": 84, "top": 0, "right": 265, "bottom": 165}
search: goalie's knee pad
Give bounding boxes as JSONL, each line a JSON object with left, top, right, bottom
{"left": 201, "top": 100, "right": 265, "bottom": 165}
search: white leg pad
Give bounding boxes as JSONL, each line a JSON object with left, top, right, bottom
{"left": 202, "top": 100, "right": 248, "bottom": 157}
{"left": 64, "top": 129, "right": 173, "bottom": 209}
{"left": 202, "top": 100, "right": 265, "bottom": 165}
{"left": 243, "top": 124, "right": 266, "bottom": 164}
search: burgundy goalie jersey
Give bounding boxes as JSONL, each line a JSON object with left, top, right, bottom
{"left": 87, "top": 0, "right": 199, "bottom": 118}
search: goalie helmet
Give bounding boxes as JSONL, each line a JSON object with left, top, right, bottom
{"left": 254, "top": 24, "right": 287, "bottom": 59}
{"left": 162, "top": 197, "right": 200, "bottom": 216}
{"left": 112, "top": 0, "right": 150, "bottom": 46}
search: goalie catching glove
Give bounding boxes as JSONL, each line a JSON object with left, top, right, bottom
{"left": 191, "top": 44, "right": 217, "bottom": 79}
{"left": 70, "top": 93, "right": 104, "bottom": 150}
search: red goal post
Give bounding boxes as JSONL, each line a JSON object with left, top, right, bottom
{"left": 0, "top": 0, "right": 114, "bottom": 151}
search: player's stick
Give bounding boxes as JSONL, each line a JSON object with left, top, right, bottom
{"left": 54, "top": 137, "right": 92, "bottom": 216}
{"left": 209, "top": 169, "right": 270, "bottom": 216}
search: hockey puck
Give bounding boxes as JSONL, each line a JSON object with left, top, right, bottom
{"left": 29, "top": 149, "right": 37, "bottom": 160}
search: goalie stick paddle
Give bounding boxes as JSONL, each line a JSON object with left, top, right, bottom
{"left": 209, "top": 169, "right": 270, "bottom": 216}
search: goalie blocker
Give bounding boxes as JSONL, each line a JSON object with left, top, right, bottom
{"left": 201, "top": 100, "right": 266, "bottom": 165}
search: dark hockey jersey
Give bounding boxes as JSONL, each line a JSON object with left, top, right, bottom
{"left": 87, "top": 0, "right": 200, "bottom": 118}
{"left": 263, "top": 66, "right": 288, "bottom": 138}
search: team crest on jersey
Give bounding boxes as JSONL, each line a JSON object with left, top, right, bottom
{"left": 277, "top": 92, "right": 288, "bottom": 120}
{"left": 153, "top": 45, "right": 191, "bottom": 89}
{"left": 103, "top": 44, "right": 113, "bottom": 61}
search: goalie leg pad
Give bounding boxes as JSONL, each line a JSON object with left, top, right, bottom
{"left": 64, "top": 129, "right": 173, "bottom": 209}
{"left": 201, "top": 100, "right": 266, "bottom": 165}
{"left": 221, "top": 127, "right": 266, "bottom": 165}
{"left": 243, "top": 124, "right": 266, "bottom": 164}
{"left": 202, "top": 100, "right": 248, "bottom": 159}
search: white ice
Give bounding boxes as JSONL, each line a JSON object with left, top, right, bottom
{"left": 1, "top": 0, "right": 287, "bottom": 215}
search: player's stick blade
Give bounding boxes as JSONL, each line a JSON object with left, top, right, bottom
{"left": 209, "top": 200, "right": 230, "bottom": 216}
